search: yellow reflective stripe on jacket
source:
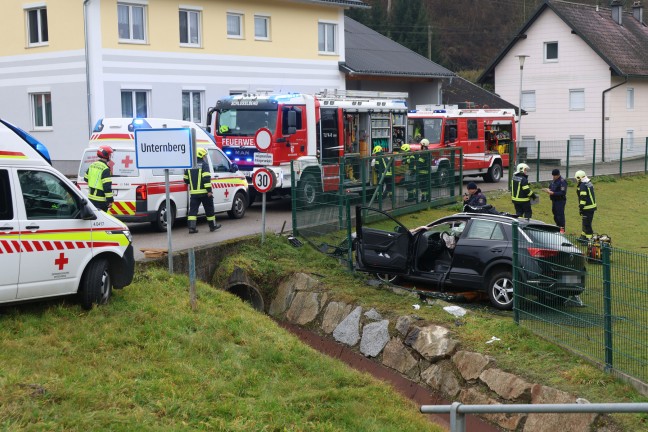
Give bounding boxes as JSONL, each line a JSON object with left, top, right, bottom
{"left": 579, "top": 187, "right": 597, "bottom": 210}
{"left": 511, "top": 179, "right": 531, "bottom": 202}
{"left": 85, "top": 161, "right": 111, "bottom": 202}
{"left": 185, "top": 168, "right": 212, "bottom": 194}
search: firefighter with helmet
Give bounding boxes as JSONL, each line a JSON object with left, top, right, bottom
{"left": 575, "top": 170, "right": 597, "bottom": 239}
{"left": 399, "top": 143, "right": 416, "bottom": 202}
{"left": 372, "top": 145, "right": 393, "bottom": 198}
{"left": 511, "top": 163, "right": 535, "bottom": 218}
{"left": 84, "top": 145, "right": 114, "bottom": 212}
{"left": 417, "top": 139, "right": 431, "bottom": 201}
{"left": 184, "top": 147, "right": 220, "bottom": 234}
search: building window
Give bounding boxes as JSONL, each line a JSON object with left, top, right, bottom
{"left": 118, "top": 3, "right": 146, "bottom": 42}
{"left": 227, "top": 12, "right": 243, "bottom": 38}
{"left": 569, "top": 135, "right": 585, "bottom": 158}
{"left": 521, "top": 136, "right": 537, "bottom": 158}
{"left": 521, "top": 90, "right": 536, "bottom": 112}
{"left": 318, "top": 22, "right": 337, "bottom": 54}
{"left": 626, "top": 129, "right": 634, "bottom": 150}
{"left": 31, "top": 93, "right": 52, "bottom": 129}
{"left": 182, "top": 91, "right": 203, "bottom": 124}
{"left": 121, "top": 90, "right": 149, "bottom": 118}
{"left": 627, "top": 88, "right": 634, "bottom": 110}
{"left": 254, "top": 15, "right": 270, "bottom": 40}
{"left": 179, "top": 9, "right": 201, "bottom": 46}
{"left": 26, "top": 7, "right": 48, "bottom": 46}
{"left": 569, "top": 89, "right": 585, "bottom": 111}
{"left": 544, "top": 41, "right": 558, "bottom": 62}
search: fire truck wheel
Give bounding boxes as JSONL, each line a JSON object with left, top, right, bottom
{"left": 152, "top": 201, "right": 175, "bottom": 232}
{"left": 228, "top": 191, "right": 247, "bottom": 219}
{"left": 79, "top": 258, "right": 112, "bottom": 310}
{"left": 484, "top": 162, "right": 502, "bottom": 183}
{"left": 298, "top": 174, "right": 320, "bottom": 207}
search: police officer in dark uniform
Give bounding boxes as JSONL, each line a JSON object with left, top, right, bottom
{"left": 544, "top": 168, "right": 567, "bottom": 232}
{"left": 184, "top": 147, "right": 220, "bottom": 234}
{"left": 463, "top": 182, "right": 487, "bottom": 207}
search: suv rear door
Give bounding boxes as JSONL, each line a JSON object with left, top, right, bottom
{"left": 449, "top": 217, "right": 509, "bottom": 287}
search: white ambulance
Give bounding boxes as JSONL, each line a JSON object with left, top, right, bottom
{"left": 76, "top": 118, "right": 249, "bottom": 231}
{"left": 0, "top": 118, "right": 134, "bottom": 309}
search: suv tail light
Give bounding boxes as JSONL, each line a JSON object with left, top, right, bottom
{"left": 136, "top": 184, "right": 147, "bottom": 201}
{"left": 527, "top": 247, "right": 559, "bottom": 258}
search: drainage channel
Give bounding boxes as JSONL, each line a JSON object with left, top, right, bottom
{"left": 278, "top": 321, "right": 500, "bottom": 432}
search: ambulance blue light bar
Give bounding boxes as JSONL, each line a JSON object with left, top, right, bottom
{"left": 0, "top": 119, "right": 52, "bottom": 164}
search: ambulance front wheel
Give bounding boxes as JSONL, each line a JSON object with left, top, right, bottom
{"left": 152, "top": 201, "right": 176, "bottom": 232}
{"left": 228, "top": 191, "right": 247, "bottom": 219}
{"left": 79, "top": 257, "right": 112, "bottom": 310}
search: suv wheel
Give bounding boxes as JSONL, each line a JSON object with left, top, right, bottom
{"left": 487, "top": 269, "right": 514, "bottom": 310}
{"left": 375, "top": 273, "right": 400, "bottom": 284}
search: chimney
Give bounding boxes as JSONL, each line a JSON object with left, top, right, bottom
{"left": 611, "top": 0, "right": 623, "bottom": 25}
{"left": 633, "top": 0, "right": 644, "bottom": 23}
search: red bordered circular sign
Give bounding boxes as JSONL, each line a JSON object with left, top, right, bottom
{"left": 254, "top": 127, "right": 272, "bottom": 152}
{"left": 252, "top": 168, "right": 275, "bottom": 193}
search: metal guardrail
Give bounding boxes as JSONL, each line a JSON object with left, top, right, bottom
{"left": 420, "top": 402, "right": 648, "bottom": 432}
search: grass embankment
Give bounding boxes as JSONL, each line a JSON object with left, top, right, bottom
{"left": 0, "top": 268, "right": 442, "bottom": 432}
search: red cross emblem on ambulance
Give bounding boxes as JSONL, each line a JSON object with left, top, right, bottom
{"left": 122, "top": 155, "right": 134, "bottom": 168}
{"left": 54, "top": 252, "right": 69, "bottom": 270}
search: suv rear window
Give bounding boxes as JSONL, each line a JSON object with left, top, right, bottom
{"left": 522, "top": 226, "right": 567, "bottom": 247}
{"left": 79, "top": 149, "right": 139, "bottom": 178}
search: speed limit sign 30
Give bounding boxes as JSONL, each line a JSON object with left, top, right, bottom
{"left": 252, "top": 168, "right": 276, "bottom": 194}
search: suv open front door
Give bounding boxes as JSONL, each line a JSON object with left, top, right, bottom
{"left": 354, "top": 206, "right": 412, "bottom": 274}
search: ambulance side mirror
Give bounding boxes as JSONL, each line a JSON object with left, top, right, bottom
{"left": 230, "top": 163, "right": 239, "bottom": 173}
{"left": 80, "top": 200, "right": 97, "bottom": 220}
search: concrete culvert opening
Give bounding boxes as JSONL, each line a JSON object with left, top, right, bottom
{"left": 225, "top": 267, "right": 265, "bottom": 312}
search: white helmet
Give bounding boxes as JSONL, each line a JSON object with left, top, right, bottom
{"left": 575, "top": 170, "right": 587, "bottom": 180}
{"left": 517, "top": 163, "right": 529, "bottom": 172}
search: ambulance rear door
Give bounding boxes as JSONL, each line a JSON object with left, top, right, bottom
{"left": 0, "top": 168, "right": 19, "bottom": 302}
{"left": 14, "top": 167, "right": 93, "bottom": 300}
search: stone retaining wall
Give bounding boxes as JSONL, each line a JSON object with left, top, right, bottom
{"left": 268, "top": 272, "right": 608, "bottom": 432}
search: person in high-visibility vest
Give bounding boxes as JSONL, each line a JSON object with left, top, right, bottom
{"left": 184, "top": 148, "right": 220, "bottom": 234}
{"left": 417, "top": 139, "right": 431, "bottom": 201}
{"left": 84, "top": 145, "right": 114, "bottom": 212}
{"left": 511, "top": 163, "right": 535, "bottom": 218}
{"left": 372, "top": 145, "right": 393, "bottom": 198}
{"left": 575, "top": 170, "right": 597, "bottom": 239}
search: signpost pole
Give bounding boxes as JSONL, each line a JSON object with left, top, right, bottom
{"left": 165, "top": 168, "right": 173, "bottom": 273}
{"left": 261, "top": 191, "right": 266, "bottom": 243}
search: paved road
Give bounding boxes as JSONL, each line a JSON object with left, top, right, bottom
{"left": 131, "top": 197, "right": 293, "bottom": 261}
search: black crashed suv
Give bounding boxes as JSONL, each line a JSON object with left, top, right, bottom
{"left": 354, "top": 206, "right": 586, "bottom": 310}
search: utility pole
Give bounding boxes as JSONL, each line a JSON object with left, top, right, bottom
{"left": 428, "top": 25, "right": 432, "bottom": 60}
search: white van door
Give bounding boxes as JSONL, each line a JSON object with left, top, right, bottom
{"left": 14, "top": 168, "right": 92, "bottom": 300}
{"left": 208, "top": 147, "right": 245, "bottom": 213}
{"left": 0, "top": 168, "right": 19, "bottom": 301}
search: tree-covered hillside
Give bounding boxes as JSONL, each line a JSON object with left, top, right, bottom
{"left": 348, "top": 0, "right": 606, "bottom": 76}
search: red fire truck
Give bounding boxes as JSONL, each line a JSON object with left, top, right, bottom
{"left": 206, "top": 91, "right": 409, "bottom": 205}
{"left": 407, "top": 105, "right": 517, "bottom": 185}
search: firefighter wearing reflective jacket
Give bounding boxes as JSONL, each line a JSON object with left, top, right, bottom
{"left": 84, "top": 145, "right": 114, "bottom": 212}
{"left": 575, "top": 170, "right": 597, "bottom": 239}
{"left": 184, "top": 148, "right": 220, "bottom": 234}
{"left": 372, "top": 145, "right": 393, "bottom": 197}
{"left": 511, "top": 163, "right": 535, "bottom": 218}
{"left": 417, "top": 140, "right": 431, "bottom": 201}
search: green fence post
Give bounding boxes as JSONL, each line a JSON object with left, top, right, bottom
{"left": 512, "top": 221, "right": 520, "bottom": 324}
{"left": 456, "top": 148, "right": 462, "bottom": 197}
{"left": 338, "top": 158, "right": 344, "bottom": 230}
{"left": 645, "top": 138, "right": 648, "bottom": 174}
{"left": 346, "top": 196, "right": 353, "bottom": 271}
{"left": 536, "top": 140, "right": 540, "bottom": 183}
{"left": 566, "top": 140, "right": 570, "bottom": 180}
{"left": 619, "top": 138, "right": 624, "bottom": 177}
{"left": 602, "top": 243, "right": 613, "bottom": 372}
{"left": 592, "top": 139, "right": 596, "bottom": 178}
{"left": 291, "top": 161, "right": 298, "bottom": 236}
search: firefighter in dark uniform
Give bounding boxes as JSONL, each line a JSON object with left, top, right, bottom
{"left": 400, "top": 143, "right": 417, "bottom": 201}
{"left": 417, "top": 139, "right": 431, "bottom": 201}
{"left": 511, "top": 163, "right": 534, "bottom": 218}
{"left": 184, "top": 147, "right": 220, "bottom": 234}
{"left": 575, "top": 170, "right": 597, "bottom": 239}
{"left": 84, "top": 145, "right": 114, "bottom": 212}
{"left": 544, "top": 168, "right": 567, "bottom": 232}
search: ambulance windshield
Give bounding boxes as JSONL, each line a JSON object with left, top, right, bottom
{"left": 217, "top": 109, "right": 278, "bottom": 136}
